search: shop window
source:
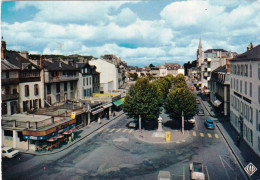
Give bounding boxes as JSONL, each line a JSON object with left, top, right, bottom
{"left": 34, "top": 84, "right": 39, "bottom": 96}
{"left": 25, "top": 85, "right": 29, "bottom": 97}
{"left": 47, "top": 84, "right": 51, "bottom": 94}
{"left": 18, "top": 132, "right": 27, "bottom": 142}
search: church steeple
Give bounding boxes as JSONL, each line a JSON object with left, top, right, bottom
{"left": 198, "top": 38, "right": 202, "bottom": 49}
{"left": 197, "top": 38, "right": 203, "bottom": 67}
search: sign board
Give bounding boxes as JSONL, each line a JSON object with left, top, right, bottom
{"left": 244, "top": 162, "right": 257, "bottom": 176}
{"left": 71, "top": 112, "right": 76, "bottom": 119}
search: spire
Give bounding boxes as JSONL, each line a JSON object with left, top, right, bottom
{"left": 198, "top": 38, "right": 202, "bottom": 49}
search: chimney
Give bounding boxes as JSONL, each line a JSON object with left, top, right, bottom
{"left": 247, "top": 42, "right": 254, "bottom": 51}
{"left": 59, "top": 61, "right": 62, "bottom": 68}
{"left": 20, "top": 51, "right": 29, "bottom": 60}
{"left": 40, "top": 55, "right": 43, "bottom": 69}
{"left": 1, "top": 40, "right": 6, "bottom": 59}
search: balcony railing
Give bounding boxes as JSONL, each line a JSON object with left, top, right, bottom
{"left": 45, "top": 75, "right": 78, "bottom": 83}
{"left": 19, "top": 77, "right": 41, "bottom": 83}
{"left": 1, "top": 78, "right": 19, "bottom": 85}
{"left": 1, "top": 93, "right": 19, "bottom": 101}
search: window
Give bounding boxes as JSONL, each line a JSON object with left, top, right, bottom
{"left": 250, "top": 107, "right": 253, "bottom": 123}
{"left": 25, "top": 85, "right": 29, "bottom": 97}
{"left": 250, "top": 64, "right": 252, "bottom": 77}
{"left": 259, "top": 86, "right": 260, "bottom": 104}
{"left": 87, "top": 78, "right": 88, "bottom": 86}
{"left": 70, "top": 82, "right": 74, "bottom": 90}
{"left": 259, "top": 64, "right": 260, "bottom": 80}
{"left": 47, "top": 84, "right": 51, "bottom": 94}
{"left": 234, "top": 65, "right": 237, "bottom": 75}
{"left": 238, "top": 65, "right": 240, "bottom": 75}
{"left": 84, "top": 90, "right": 87, "bottom": 97}
{"left": 6, "top": 72, "right": 9, "bottom": 78}
{"left": 2, "top": 103, "right": 7, "bottom": 115}
{"left": 231, "top": 78, "right": 232, "bottom": 89}
{"left": 250, "top": 83, "right": 252, "bottom": 97}
{"left": 56, "top": 95, "right": 60, "bottom": 102}
{"left": 236, "top": 79, "right": 238, "bottom": 91}
{"left": 256, "top": 109, "right": 259, "bottom": 131}
{"left": 245, "top": 64, "right": 248, "bottom": 76}
{"left": 245, "top": 81, "right": 247, "bottom": 95}
{"left": 241, "top": 65, "right": 244, "bottom": 76}
{"left": 240, "top": 80, "right": 242, "bottom": 93}
{"left": 34, "top": 84, "right": 39, "bottom": 96}
{"left": 83, "top": 78, "right": 85, "bottom": 86}
{"left": 64, "top": 82, "right": 67, "bottom": 92}
{"left": 56, "top": 83, "right": 60, "bottom": 93}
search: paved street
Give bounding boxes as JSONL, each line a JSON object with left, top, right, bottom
{"left": 2, "top": 106, "right": 246, "bottom": 180}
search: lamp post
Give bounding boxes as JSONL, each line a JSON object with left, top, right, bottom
{"left": 139, "top": 115, "right": 141, "bottom": 132}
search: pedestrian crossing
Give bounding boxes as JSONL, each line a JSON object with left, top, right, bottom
{"left": 193, "top": 131, "right": 219, "bottom": 139}
{"left": 101, "top": 128, "right": 135, "bottom": 134}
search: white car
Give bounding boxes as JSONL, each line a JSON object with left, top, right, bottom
{"left": 157, "top": 171, "right": 172, "bottom": 180}
{"left": 188, "top": 117, "right": 196, "bottom": 124}
{"left": 190, "top": 162, "right": 205, "bottom": 180}
{"left": 128, "top": 121, "right": 137, "bottom": 128}
{"left": 2, "top": 147, "right": 19, "bottom": 158}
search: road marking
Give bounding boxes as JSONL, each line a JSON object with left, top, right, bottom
{"left": 200, "top": 133, "right": 204, "bottom": 137}
{"left": 122, "top": 129, "right": 128, "bottom": 133}
{"left": 208, "top": 133, "right": 212, "bottom": 138}
{"left": 109, "top": 129, "right": 116, "bottom": 133}
{"left": 116, "top": 129, "right": 121, "bottom": 133}
{"left": 205, "top": 166, "right": 211, "bottom": 180}
{"left": 193, "top": 131, "right": 197, "bottom": 136}
{"left": 182, "top": 140, "right": 186, "bottom": 142}
{"left": 215, "top": 134, "right": 219, "bottom": 138}
{"left": 128, "top": 129, "right": 134, "bottom": 133}
{"left": 176, "top": 141, "right": 180, "bottom": 144}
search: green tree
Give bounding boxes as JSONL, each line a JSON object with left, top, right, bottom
{"left": 129, "top": 72, "right": 138, "bottom": 81}
{"left": 149, "top": 64, "right": 155, "bottom": 68}
{"left": 165, "top": 87, "right": 197, "bottom": 122}
{"left": 123, "top": 78, "right": 162, "bottom": 127}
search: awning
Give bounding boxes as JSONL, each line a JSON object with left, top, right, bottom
{"left": 102, "top": 103, "right": 113, "bottom": 109}
{"left": 214, "top": 99, "right": 222, "bottom": 107}
{"left": 113, "top": 99, "right": 123, "bottom": 107}
{"left": 91, "top": 108, "right": 104, "bottom": 115}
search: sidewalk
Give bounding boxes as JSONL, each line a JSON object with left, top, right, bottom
{"left": 200, "top": 96, "right": 260, "bottom": 179}
{"left": 20, "top": 111, "right": 125, "bottom": 155}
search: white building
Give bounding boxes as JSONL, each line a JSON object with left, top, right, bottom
{"left": 230, "top": 43, "right": 260, "bottom": 157}
{"left": 89, "top": 59, "right": 119, "bottom": 93}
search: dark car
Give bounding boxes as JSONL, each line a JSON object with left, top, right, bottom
{"left": 204, "top": 119, "right": 215, "bottom": 130}
{"left": 198, "top": 109, "right": 204, "bottom": 116}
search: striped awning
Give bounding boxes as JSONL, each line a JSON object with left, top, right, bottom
{"left": 91, "top": 108, "right": 104, "bottom": 115}
{"left": 102, "top": 103, "right": 113, "bottom": 109}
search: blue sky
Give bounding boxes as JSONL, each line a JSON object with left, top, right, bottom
{"left": 1, "top": 1, "right": 260, "bottom": 67}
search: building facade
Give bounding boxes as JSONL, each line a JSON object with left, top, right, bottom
{"left": 230, "top": 43, "right": 260, "bottom": 157}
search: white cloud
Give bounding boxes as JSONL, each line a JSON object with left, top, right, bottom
{"left": 111, "top": 8, "right": 138, "bottom": 26}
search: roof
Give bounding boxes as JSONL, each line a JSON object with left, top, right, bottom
{"left": 204, "top": 49, "right": 228, "bottom": 53}
{"left": 232, "top": 43, "right": 260, "bottom": 61}
{"left": 1, "top": 60, "right": 20, "bottom": 71}
{"left": 212, "top": 65, "right": 227, "bottom": 73}
{"left": 42, "top": 60, "right": 78, "bottom": 71}
{"left": 4, "top": 50, "right": 40, "bottom": 70}
{"left": 77, "top": 62, "right": 99, "bottom": 75}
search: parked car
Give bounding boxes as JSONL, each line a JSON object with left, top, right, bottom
{"left": 188, "top": 116, "right": 196, "bottom": 124}
{"left": 190, "top": 162, "right": 205, "bottom": 180}
{"left": 198, "top": 109, "right": 204, "bottom": 116}
{"left": 2, "top": 147, "right": 19, "bottom": 158}
{"left": 128, "top": 121, "right": 137, "bottom": 128}
{"left": 196, "top": 99, "right": 200, "bottom": 104}
{"left": 157, "top": 171, "right": 172, "bottom": 180}
{"left": 204, "top": 119, "right": 215, "bottom": 130}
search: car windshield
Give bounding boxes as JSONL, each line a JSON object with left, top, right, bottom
{"left": 193, "top": 163, "right": 203, "bottom": 172}
{"left": 7, "top": 148, "right": 14, "bottom": 153}
{"left": 207, "top": 121, "right": 213, "bottom": 124}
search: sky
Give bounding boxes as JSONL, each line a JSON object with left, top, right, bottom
{"left": 1, "top": 1, "right": 260, "bottom": 67}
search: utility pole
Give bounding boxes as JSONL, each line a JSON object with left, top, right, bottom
{"left": 139, "top": 115, "right": 142, "bottom": 133}
{"left": 182, "top": 111, "right": 184, "bottom": 134}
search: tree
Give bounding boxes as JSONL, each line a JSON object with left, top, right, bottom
{"left": 174, "top": 74, "right": 187, "bottom": 89}
{"left": 129, "top": 72, "right": 138, "bottom": 81}
{"left": 152, "top": 78, "right": 171, "bottom": 102}
{"left": 149, "top": 64, "right": 155, "bottom": 68}
{"left": 123, "top": 78, "right": 162, "bottom": 127}
{"left": 165, "top": 87, "right": 197, "bottom": 122}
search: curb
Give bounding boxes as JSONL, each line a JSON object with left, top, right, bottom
{"left": 134, "top": 130, "right": 190, "bottom": 144}
{"left": 20, "top": 112, "right": 125, "bottom": 156}
{"left": 199, "top": 96, "right": 216, "bottom": 117}
{"left": 216, "top": 123, "right": 251, "bottom": 180}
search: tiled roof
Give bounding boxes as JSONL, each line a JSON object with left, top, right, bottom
{"left": 232, "top": 44, "right": 260, "bottom": 60}
{"left": 4, "top": 50, "right": 40, "bottom": 70}
{"left": 42, "top": 60, "right": 78, "bottom": 71}
{"left": 1, "top": 60, "right": 20, "bottom": 71}
{"left": 204, "top": 49, "right": 228, "bottom": 53}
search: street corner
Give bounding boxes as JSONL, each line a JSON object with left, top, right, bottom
{"left": 133, "top": 129, "right": 190, "bottom": 145}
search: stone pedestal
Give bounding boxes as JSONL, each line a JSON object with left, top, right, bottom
{"left": 152, "top": 116, "right": 165, "bottom": 138}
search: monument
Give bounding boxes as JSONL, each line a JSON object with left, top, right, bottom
{"left": 152, "top": 116, "right": 165, "bottom": 138}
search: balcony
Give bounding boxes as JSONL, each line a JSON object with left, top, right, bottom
{"left": 19, "top": 77, "right": 41, "bottom": 83}
{"left": 45, "top": 75, "right": 78, "bottom": 83}
{"left": 207, "top": 68, "right": 211, "bottom": 72}
{"left": 1, "top": 93, "right": 19, "bottom": 101}
{"left": 1, "top": 78, "right": 19, "bottom": 85}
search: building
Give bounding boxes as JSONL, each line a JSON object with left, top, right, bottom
{"left": 209, "top": 65, "right": 230, "bottom": 116}
{"left": 1, "top": 60, "right": 20, "bottom": 115}
{"left": 2, "top": 41, "right": 44, "bottom": 112}
{"left": 77, "top": 62, "right": 100, "bottom": 99}
{"left": 229, "top": 43, "right": 260, "bottom": 157}
{"left": 89, "top": 59, "right": 119, "bottom": 93}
